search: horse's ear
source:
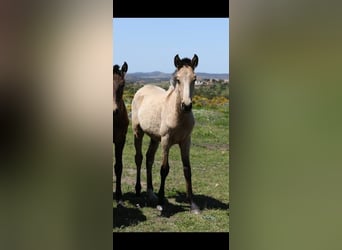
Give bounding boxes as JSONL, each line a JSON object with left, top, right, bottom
{"left": 121, "top": 62, "right": 128, "bottom": 74}
{"left": 113, "top": 65, "right": 119, "bottom": 74}
{"left": 174, "top": 54, "right": 181, "bottom": 68}
{"left": 191, "top": 54, "right": 198, "bottom": 69}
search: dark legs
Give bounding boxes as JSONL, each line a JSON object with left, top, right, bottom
{"left": 157, "top": 137, "right": 170, "bottom": 210}
{"left": 133, "top": 123, "right": 160, "bottom": 203}
{"left": 134, "top": 130, "right": 159, "bottom": 201}
{"left": 114, "top": 140, "right": 125, "bottom": 204}
{"left": 146, "top": 139, "right": 159, "bottom": 200}
{"left": 180, "top": 138, "right": 200, "bottom": 214}
{"left": 134, "top": 127, "right": 144, "bottom": 196}
{"left": 133, "top": 132, "right": 199, "bottom": 214}
{"left": 156, "top": 137, "right": 200, "bottom": 214}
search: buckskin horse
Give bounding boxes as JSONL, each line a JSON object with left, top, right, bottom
{"left": 131, "top": 54, "right": 200, "bottom": 214}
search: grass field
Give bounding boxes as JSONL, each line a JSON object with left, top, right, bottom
{"left": 113, "top": 83, "right": 229, "bottom": 232}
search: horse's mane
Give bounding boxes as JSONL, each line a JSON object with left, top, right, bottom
{"left": 171, "top": 57, "right": 193, "bottom": 78}
{"left": 175, "top": 57, "right": 193, "bottom": 70}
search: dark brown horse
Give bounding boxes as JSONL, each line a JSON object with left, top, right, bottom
{"left": 131, "top": 54, "right": 200, "bottom": 214}
{"left": 113, "top": 62, "right": 128, "bottom": 205}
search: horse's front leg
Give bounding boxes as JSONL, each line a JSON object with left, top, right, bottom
{"left": 180, "top": 137, "right": 200, "bottom": 214}
{"left": 134, "top": 127, "right": 144, "bottom": 197}
{"left": 157, "top": 136, "right": 170, "bottom": 211}
{"left": 146, "top": 139, "right": 159, "bottom": 202}
{"left": 114, "top": 139, "right": 125, "bottom": 206}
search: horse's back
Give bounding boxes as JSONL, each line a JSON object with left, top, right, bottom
{"left": 135, "top": 84, "right": 166, "bottom": 97}
{"left": 132, "top": 85, "right": 166, "bottom": 138}
{"left": 132, "top": 84, "right": 166, "bottom": 108}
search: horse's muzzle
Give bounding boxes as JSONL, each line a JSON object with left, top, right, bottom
{"left": 181, "top": 102, "right": 192, "bottom": 112}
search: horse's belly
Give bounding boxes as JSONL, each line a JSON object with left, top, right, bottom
{"left": 139, "top": 118, "right": 161, "bottom": 140}
{"left": 136, "top": 100, "right": 162, "bottom": 138}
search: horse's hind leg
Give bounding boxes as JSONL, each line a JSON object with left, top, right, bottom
{"left": 146, "top": 139, "right": 159, "bottom": 201}
{"left": 134, "top": 126, "right": 144, "bottom": 196}
{"left": 114, "top": 140, "right": 125, "bottom": 205}
{"left": 180, "top": 138, "right": 200, "bottom": 214}
{"left": 157, "top": 137, "right": 170, "bottom": 211}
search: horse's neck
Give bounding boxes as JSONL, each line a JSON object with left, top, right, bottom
{"left": 118, "top": 99, "right": 127, "bottom": 112}
{"left": 165, "top": 84, "right": 182, "bottom": 116}
{"left": 118, "top": 100, "right": 129, "bottom": 124}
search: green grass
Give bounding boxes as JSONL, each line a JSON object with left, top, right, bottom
{"left": 113, "top": 84, "right": 229, "bottom": 232}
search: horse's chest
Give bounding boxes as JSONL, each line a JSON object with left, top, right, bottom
{"left": 161, "top": 115, "right": 194, "bottom": 142}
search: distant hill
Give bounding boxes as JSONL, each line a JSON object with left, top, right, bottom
{"left": 125, "top": 71, "right": 229, "bottom": 83}
{"left": 195, "top": 72, "right": 229, "bottom": 80}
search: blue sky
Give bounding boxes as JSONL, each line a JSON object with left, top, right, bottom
{"left": 113, "top": 18, "right": 229, "bottom": 74}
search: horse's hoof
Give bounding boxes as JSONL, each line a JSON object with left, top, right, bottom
{"left": 117, "top": 200, "right": 125, "bottom": 207}
{"left": 147, "top": 189, "right": 158, "bottom": 201}
{"left": 135, "top": 186, "right": 141, "bottom": 197}
{"left": 190, "top": 203, "right": 200, "bottom": 214}
{"left": 157, "top": 205, "right": 163, "bottom": 211}
{"left": 190, "top": 208, "right": 201, "bottom": 214}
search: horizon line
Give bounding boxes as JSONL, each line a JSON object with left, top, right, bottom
{"left": 125, "top": 71, "right": 230, "bottom": 74}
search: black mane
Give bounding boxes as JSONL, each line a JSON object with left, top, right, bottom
{"left": 176, "top": 58, "right": 192, "bottom": 70}
{"left": 172, "top": 57, "right": 194, "bottom": 80}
